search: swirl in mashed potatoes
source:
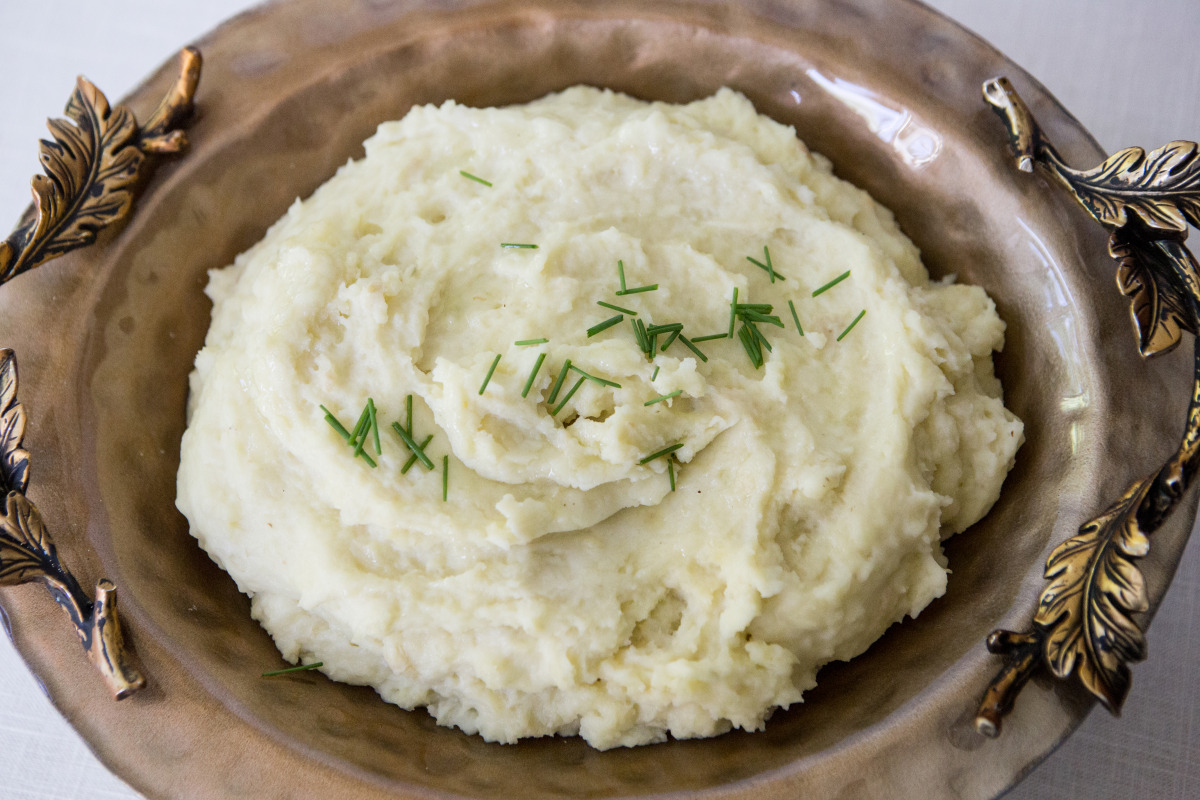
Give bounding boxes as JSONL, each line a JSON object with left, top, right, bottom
{"left": 176, "top": 87, "right": 1023, "bottom": 749}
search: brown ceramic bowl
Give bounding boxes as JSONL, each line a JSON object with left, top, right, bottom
{"left": 1, "top": 0, "right": 1195, "bottom": 798}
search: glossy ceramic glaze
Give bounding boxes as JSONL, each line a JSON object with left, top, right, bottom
{"left": 0, "top": 1, "right": 1194, "bottom": 798}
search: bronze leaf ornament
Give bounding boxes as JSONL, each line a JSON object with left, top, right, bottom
{"left": 0, "top": 47, "right": 203, "bottom": 698}
{"left": 975, "top": 77, "right": 1200, "bottom": 736}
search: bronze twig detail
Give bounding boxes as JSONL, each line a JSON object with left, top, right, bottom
{"left": 0, "top": 48, "right": 203, "bottom": 698}
{"left": 975, "top": 77, "right": 1200, "bottom": 736}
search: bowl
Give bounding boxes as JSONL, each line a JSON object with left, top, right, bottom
{"left": 0, "top": 0, "right": 1195, "bottom": 798}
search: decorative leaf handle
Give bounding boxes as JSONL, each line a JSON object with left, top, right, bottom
{"left": 975, "top": 77, "right": 1200, "bottom": 736}
{"left": 0, "top": 48, "right": 203, "bottom": 699}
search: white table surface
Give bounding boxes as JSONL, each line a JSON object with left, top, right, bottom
{"left": 1, "top": 1, "right": 1197, "bottom": 798}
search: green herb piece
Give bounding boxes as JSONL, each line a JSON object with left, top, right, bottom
{"left": 401, "top": 434, "right": 434, "bottom": 474}
{"left": 644, "top": 389, "right": 681, "bottom": 406}
{"left": 349, "top": 404, "right": 370, "bottom": 447}
{"left": 632, "top": 318, "right": 654, "bottom": 359}
{"left": 728, "top": 287, "right": 739, "bottom": 338}
{"left": 442, "top": 455, "right": 449, "bottom": 501}
{"left": 639, "top": 442, "right": 684, "bottom": 465}
{"left": 321, "top": 405, "right": 352, "bottom": 440}
{"left": 738, "top": 323, "right": 764, "bottom": 368}
{"left": 741, "top": 309, "right": 784, "bottom": 328}
{"left": 514, "top": 338, "right": 549, "bottom": 346}
{"left": 597, "top": 300, "right": 637, "bottom": 316}
{"left": 747, "top": 247, "right": 787, "bottom": 282}
{"left": 617, "top": 259, "right": 628, "bottom": 292}
{"left": 658, "top": 328, "right": 682, "bottom": 352}
{"left": 405, "top": 394, "right": 413, "bottom": 436}
{"left": 812, "top": 270, "right": 851, "bottom": 297}
{"left": 547, "top": 359, "right": 573, "bottom": 404}
{"left": 262, "top": 662, "right": 324, "bottom": 678}
{"left": 368, "top": 398, "right": 381, "bottom": 455}
{"left": 569, "top": 365, "right": 622, "bottom": 388}
{"left": 668, "top": 458, "right": 677, "bottom": 491}
{"left": 551, "top": 376, "right": 586, "bottom": 416}
{"left": 677, "top": 335, "right": 709, "bottom": 363}
{"left": 616, "top": 284, "right": 658, "bottom": 296}
{"left": 651, "top": 366, "right": 660, "bottom": 381}
{"left": 749, "top": 322, "right": 774, "bottom": 352}
{"left": 522, "top": 352, "right": 547, "bottom": 398}
{"left": 391, "top": 421, "right": 434, "bottom": 470}
{"left": 459, "top": 170, "right": 492, "bottom": 187}
{"left": 479, "top": 354, "right": 502, "bottom": 395}
{"left": 352, "top": 402, "right": 372, "bottom": 460}
{"left": 645, "top": 323, "right": 683, "bottom": 335}
{"left": 501, "top": 242, "right": 539, "bottom": 249}
{"left": 691, "top": 333, "right": 727, "bottom": 343}
{"left": 837, "top": 309, "right": 867, "bottom": 341}
{"left": 788, "top": 299, "right": 804, "bottom": 336}
{"left": 587, "top": 314, "right": 624, "bottom": 338}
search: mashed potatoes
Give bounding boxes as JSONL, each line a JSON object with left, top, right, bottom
{"left": 176, "top": 87, "right": 1023, "bottom": 749}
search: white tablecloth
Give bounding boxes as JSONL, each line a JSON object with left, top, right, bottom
{"left": 1, "top": 1, "right": 1197, "bottom": 797}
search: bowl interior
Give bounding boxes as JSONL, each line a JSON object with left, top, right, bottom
{"left": 61, "top": 0, "right": 1190, "bottom": 797}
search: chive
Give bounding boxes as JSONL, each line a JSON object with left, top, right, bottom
{"left": 514, "top": 338, "right": 549, "bottom": 346}
{"left": 668, "top": 458, "right": 677, "bottom": 491}
{"left": 639, "top": 442, "right": 684, "bottom": 464}
{"left": 587, "top": 314, "right": 624, "bottom": 337}
{"left": 356, "top": 450, "right": 378, "bottom": 468}
{"left": 547, "top": 359, "right": 573, "bottom": 403}
{"left": 837, "top": 309, "right": 867, "bottom": 341}
{"left": 401, "top": 434, "right": 434, "bottom": 474}
{"left": 522, "top": 352, "right": 547, "bottom": 398}
{"left": 391, "top": 421, "right": 434, "bottom": 469}
{"left": 350, "top": 404, "right": 370, "bottom": 447}
{"left": 321, "top": 406, "right": 352, "bottom": 440}
{"left": 659, "top": 329, "right": 681, "bottom": 351}
{"left": 651, "top": 366, "right": 660, "bottom": 381}
{"left": 569, "top": 365, "right": 621, "bottom": 388}
{"left": 501, "top": 243, "right": 539, "bottom": 249}
{"left": 479, "top": 354, "right": 502, "bottom": 395}
{"left": 728, "top": 287, "right": 739, "bottom": 338}
{"left": 352, "top": 403, "right": 371, "bottom": 459}
{"left": 742, "top": 310, "right": 784, "bottom": 328}
{"left": 678, "top": 335, "right": 709, "bottom": 363}
{"left": 644, "top": 389, "right": 681, "bottom": 406}
{"left": 749, "top": 322, "right": 774, "bottom": 352}
{"left": 368, "top": 397, "right": 381, "bottom": 455}
{"left": 747, "top": 251, "right": 787, "bottom": 282}
{"left": 735, "top": 303, "right": 773, "bottom": 312}
{"left": 262, "top": 662, "right": 324, "bottom": 678}
{"left": 442, "top": 455, "right": 449, "bottom": 501}
{"left": 632, "top": 318, "right": 652, "bottom": 358}
{"left": 691, "top": 333, "right": 727, "bottom": 342}
{"left": 764, "top": 246, "right": 777, "bottom": 282}
{"left": 738, "top": 323, "right": 763, "bottom": 368}
{"left": 788, "top": 299, "right": 804, "bottom": 336}
{"left": 646, "top": 323, "right": 683, "bottom": 335}
{"left": 618, "top": 260, "right": 627, "bottom": 292}
{"left": 616, "top": 284, "right": 658, "bottom": 295}
{"left": 459, "top": 170, "right": 492, "bottom": 187}
{"left": 812, "top": 270, "right": 851, "bottom": 297}
{"left": 551, "top": 376, "right": 586, "bottom": 416}
{"left": 597, "top": 300, "right": 637, "bottom": 316}
{"left": 405, "top": 394, "right": 413, "bottom": 436}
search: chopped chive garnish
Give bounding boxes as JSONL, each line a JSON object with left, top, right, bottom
{"left": 350, "top": 404, "right": 370, "bottom": 447}
{"left": 735, "top": 303, "right": 773, "bottom": 312}
{"left": 646, "top": 323, "right": 683, "bottom": 334}
{"left": 357, "top": 450, "right": 378, "bottom": 468}
{"left": 747, "top": 253, "right": 787, "bottom": 282}
{"left": 651, "top": 366, "right": 660, "bottom": 381}
{"left": 738, "top": 324, "right": 764, "bottom": 368}
{"left": 552, "top": 376, "right": 586, "bottom": 416}
{"left": 764, "top": 246, "right": 778, "bottom": 282}
{"left": 659, "top": 328, "right": 682, "bottom": 351}
{"left": 352, "top": 405, "right": 371, "bottom": 459}
{"left": 479, "top": 354, "right": 502, "bottom": 395}
{"left": 632, "top": 318, "right": 651, "bottom": 357}
{"left": 749, "top": 322, "right": 774, "bottom": 352}
{"left": 262, "top": 662, "right": 324, "bottom": 678}
{"left": 678, "top": 335, "right": 709, "bottom": 363}
{"left": 442, "top": 455, "right": 449, "bottom": 501}
{"left": 587, "top": 314, "right": 624, "bottom": 337}
{"left": 401, "top": 434, "right": 434, "bottom": 474}
{"left": 405, "top": 394, "right": 413, "bottom": 436}
{"left": 597, "top": 300, "right": 637, "bottom": 316}
{"left": 812, "top": 270, "right": 851, "bottom": 297}
{"left": 569, "top": 365, "right": 621, "bottom": 388}
{"left": 616, "top": 284, "right": 658, "bottom": 296}
{"left": 644, "top": 390, "right": 681, "bottom": 406}
{"left": 639, "top": 442, "right": 684, "bottom": 465}
{"left": 547, "top": 359, "right": 573, "bottom": 404}
{"left": 391, "top": 421, "right": 434, "bottom": 469}
{"left": 459, "top": 170, "right": 492, "bottom": 187}
{"left": 788, "top": 299, "right": 804, "bottom": 336}
{"left": 618, "top": 260, "right": 627, "bottom": 292}
{"left": 691, "top": 333, "right": 727, "bottom": 342}
{"left": 742, "top": 310, "right": 784, "bottom": 327}
{"left": 668, "top": 458, "right": 677, "bottom": 491}
{"left": 368, "top": 398, "right": 381, "bottom": 455}
{"left": 728, "top": 287, "right": 739, "bottom": 338}
{"left": 321, "top": 406, "right": 352, "bottom": 440}
{"left": 514, "top": 338, "right": 549, "bottom": 346}
{"left": 522, "top": 352, "right": 547, "bottom": 398}
{"left": 501, "top": 243, "right": 539, "bottom": 249}
{"left": 837, "top": 309, "right": 867, "bottom": 341}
